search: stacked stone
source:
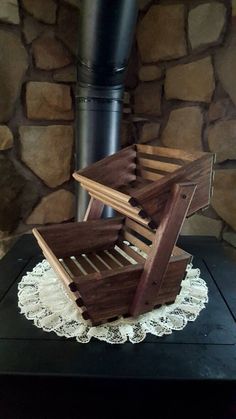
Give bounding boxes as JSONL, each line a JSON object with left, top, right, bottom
{"left": 122, "top": 0, "right": 236, "bottom": 247}
{"left": 0, "top": 0, "right": 78, "bottom": 257}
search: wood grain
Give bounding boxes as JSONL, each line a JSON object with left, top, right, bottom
{"left": 130, "top": 182, "right": 196, "bottom": 316}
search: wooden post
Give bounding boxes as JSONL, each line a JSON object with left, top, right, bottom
{"left": 83, "top": 197, "right": 104, "bottom": 221}
{"left": 130, "top": 182, "right": 197, "bottom": 317}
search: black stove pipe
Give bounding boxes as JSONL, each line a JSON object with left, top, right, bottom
{"left": 76, "top": 0, "right": 138, "bottom": 220}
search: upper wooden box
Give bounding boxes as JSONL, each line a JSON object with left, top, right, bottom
{"left": 73, "top": 144, "right": 215, "bottom": 229}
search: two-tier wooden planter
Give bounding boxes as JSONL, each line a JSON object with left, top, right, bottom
{"left": 33, "top": 145, "right": 214, "bottom": 325}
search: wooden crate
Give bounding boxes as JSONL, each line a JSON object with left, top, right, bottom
{"left": 73, "top": 144, "right": 214, "bottom": 229}
{"left": 33, "top": 216, "right": 192, "bottom": 325}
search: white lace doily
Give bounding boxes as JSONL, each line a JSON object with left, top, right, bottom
{"left": 18, "top": 260, "right": 208, "bottom": 344}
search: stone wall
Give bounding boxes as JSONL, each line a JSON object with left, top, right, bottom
{"left": 0, "top": 0, "right": 236, "bottom": 258}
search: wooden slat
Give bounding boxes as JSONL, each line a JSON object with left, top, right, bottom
{"left": 109, "top": 248, "right": 132, "bottom": 267}
{"left": 74, "top": 145, "right": 136, "bottom": 189}
{"left": 35, "top": 217, "right": 124, "bottom": 258}
{"left": 137, "top": 144, "right": 205, "bottom": 162}
{"left": 78, "top": 177, "right": 131, "bottom": 204}
{"left": 125, "top": 218, "right": 155, "bottom": 242}
{"left": 86, "top": 253, "right": 109, "bottom": 272}
{"left": 74, "top": 264, "right": 143, "bottom": 324}
{"left": 89, "top": 192, "right": 151, "bottom": 227}
{"left": 96, "top": 250, "right": 121, "bottom": 269}
{"left": 63, "top": 258, "right": 84, "bottom": 277}
{"left": 75, "top": 255, "right": 97, "bottom": 274}
{"left": 136, "top": 166, "right": 163, "bottom": 182}
{"left": 130, "top": 182, "right": 196, "bottom": 317}
{"left": 117, "top": 241, "right": 146, "bottom": 264}
{"left": 137, "top": 157, "right": 181, "bottom": 173}
{"left": 122, "top": 230, "right": 150, "bottom": 255}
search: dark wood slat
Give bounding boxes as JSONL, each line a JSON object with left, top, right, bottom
{"left": 117, "top": 241, "right": 146, "bottom": 264}
{"left": 108, "top": 248, "right": 132, "bottom": 267}
{"left": 63, "top": 258, "right": 84, "bottom": 277}
{"left": 96, "top": 250, "right": 121, "bottom": 269}
{"left": 75, "top": 255, "right": 97, "bottom": 274}
{"left": 125, "top": 218, "right": 155, "bottom": 242}
{"left": 34, "top": 217, "right": 124, "bottom": 258}
{"left": 122, "top": 230, "right": 150, "bottom": 254}
{"left": 86, "top": 253, "right": 109, "bottom": 272}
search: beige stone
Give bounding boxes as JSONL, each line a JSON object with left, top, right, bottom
{"left": 33, "top": 36, "right": 72, "bottom": 70}
{"left": 137, "top": 5, "right": 186, "bottom": 63}
{"left": 26, "top": 190, "right": 75, "bottom": 225}
{"left": 139, "top": 122, "right": 160, "bottom": 143}
{"left": 0, "top": 31, "right": 28, "bottom": 123}
{"left": 215, "top": 27, "right": 236, "bottom": 107}
{"left": 188, "top": 2, "right": 226, "bottom": 50}
{"left": 23, "top": 16, "right": 45, "bottom": 44}
{"left": 19, "top": 125, "right": 74, "bottom": 188}
{"left": 139, "top": 66, "right": 162, "bottom": 82}
{"left": 0, "top": 0, "right": 20, "bottom": 24}
{"left": 26, "top": 82, "right": 74, "bottom": 121}
{"left": 208, "top": 99, "right": 230, "bottom": 122}
{"left": 223, "top": 230, "right": 236, "bottom": 247}
{"left": 57, "top": 5, "right": 79, "bottom": 55}
{"left": 0, "top": 126, "right": 13, "bottom": 150}
{"left": 22, "top": 0, "right": 57, "bottom": 24}
{"left": 134, "top": 82, "right": 161, "bottom": 115}
{"left": 162, "top": 107, "right": 203, "bottom": 151}
{"left": 181, "top": 214, "right": 223, "bottom": 238}
{"left": 211, "top": 169, "right": 236, "bottom": 231}
{"left": 53, "top": 65, "right": 76, "bottom": 83}
{"left": 165, "top": 57, "right": 215, "bottom": 103}
{"left": 208, "top": 120, "right": 236, "bottom": 163}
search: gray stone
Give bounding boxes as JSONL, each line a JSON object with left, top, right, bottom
{"left": 208, "top": 99, "right": 231, "bottom": 122}
{"left": 211, "top": 169, "right": 236, "bottom": 231}
{"left": 137, "top": 5, "right": 186, "bottom": 63}
{"left": 138, "top": 122, "right": 160, "bottom": 143}
{"left": 134, "top": 82, "right": 162, "bottom": 115}
{"left": 181, "top": 214, "right": 223, "bottom": 238}
{"left": 19, "top": 125, "right": 74, "bottom": 188}
{"left": 22, "top": 0, "right": 57, "bottom": 24}
{"left": 53, "top": 65, "right": 77, "bottom": 82}
{"left": 162, "top": 107, "right": 203, "bottom": 151}
{"left": 208, "top": 120, "right": 236, "bottom": 163}
{"left": 57, "top": 5, "right": 79, "bottom": 55}
{"left": 188, "top": 2, "right": 226, "bottom": 50}
{"left": 0, "top": 126, "right": 13, "bottom": 150}
{"left": 165, "top": 57, "right": 215, "bottom": 103}
{"left": 139, "top": 66, "right": 162, "bottom": 82}
{"left": 26, "top": 190, "right": 75, "bottom": 225}
{"left": 0, "top": 30, "right": 28, "bottom": 123}
{"left": 26, "top": 82, "right": 74, "bottom": 121}
{"left": 22, "top": 16, "right": 45, "bottom": 44}
{"left": 0, "top": 0, "right": 20, "bottom": 24}
{"left": 33, "top": 35, "right": 72, "bottom": 70}
{"left": 215, "top": 27, "right": 236, "bottom": 107}
{"left": 223, "top": 230, "right": 236, "bottom": 247}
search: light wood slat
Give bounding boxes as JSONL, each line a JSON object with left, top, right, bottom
{"left": 125, "top": 218, "right": 155, "bottom": 242}
{"left": 137, "top": 144, "right": 205, "bottom": 161}
{"left": 137, "top": 157, "right": 181, "bottom": 173}
{"left": 96, "top": 250, "right": 121, "bottom": 269}
{"left": 117, "top": 241, "right": 146, "bottom": 264}
{"left": 75, "top": 255, "right": 97, "bottom": 274}
{"left": 63, "top": 258, "right": 84, "bottom": 277}
{"left": 74, "top": 173, "right": 131, "bottom": 204}
{"left": 109, "top": 248, "right": 132, "bottom": 267}
{"left": 136, "top": 166, "right": 163, "bottom": 182}
{"left": 86, "top": 187, "right": 141, "bottom": 216}
{"left": 89, "top": 192, "right": 151, "bottom": 227}
{"left": 122, "top": 230, "right": 151, "bottom": 255}
{"left": 87, "top": 253, "right": 109, "bottom": 272}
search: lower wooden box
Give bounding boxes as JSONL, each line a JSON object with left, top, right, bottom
{"left": 33, "top": 217, "right": 192, "bottom": 325}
